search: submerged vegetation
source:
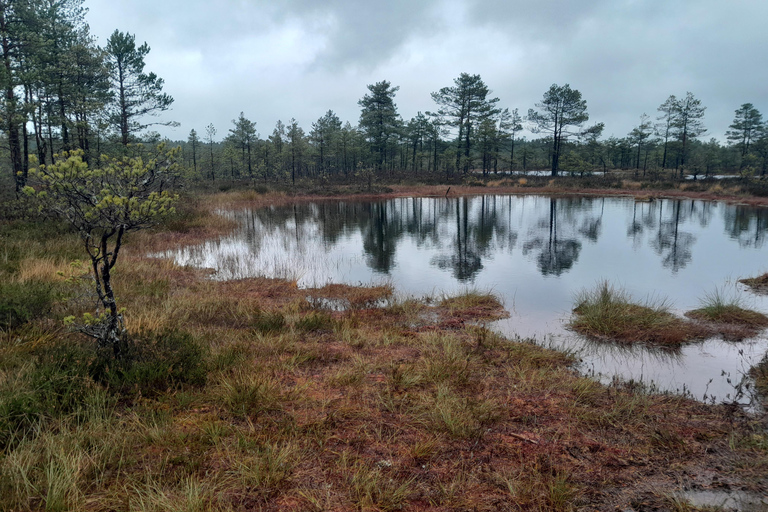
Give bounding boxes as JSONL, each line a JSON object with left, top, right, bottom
{"left": 1, "top": 196, "right": 768, "bottom": 511}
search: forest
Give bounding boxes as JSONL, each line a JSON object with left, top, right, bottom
{"left": 1, "top": 0, "right": 767, "bottom": 199}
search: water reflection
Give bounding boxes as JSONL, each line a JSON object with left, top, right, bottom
{"left": 165, "top": 195, "right": 768, "bottom": 402}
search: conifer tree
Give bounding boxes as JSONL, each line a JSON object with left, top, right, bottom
{"left": 106, "top": 30, "right": 174, "bottom": 146}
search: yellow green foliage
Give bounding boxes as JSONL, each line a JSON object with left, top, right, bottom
{"left": 24, "top": 144, "right": 180, "bottom": 235}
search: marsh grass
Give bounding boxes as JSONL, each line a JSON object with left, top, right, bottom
{"left": 422, "top": 384, "right": 499, "bottom": 439}
{"left": 307, "top": 283, "right": 393, "bottom": 310}
{"left": 0, "top": 280, "right": 60, "bottom": 329}
{"left": 439, "top": 289, "right": 508, "bottom": 320}
{"left": 750, "top": 353, "right": 768, "bottom": 401}
{"left": 343, "top": 456, "right": 415, "bottom": 511}
{"left": 685, "top": 289, "right": 768, "bottom": 340}
{"left": 2, "top": 195, "right": 767, "bottom": 512}
{"left": 570, "top": 281, "right": 705, "bottom": 345}
{"left": 293, "top": 311, "right": 337, "bottom": 332}
{"left": 739, "top": 272, "right": 768, "bottom": 293}
{"left": 226, "top": 441, "right": 299, "bottom": 497}
{"left": 215, "top": 369, "right": 287, "bottom": 417}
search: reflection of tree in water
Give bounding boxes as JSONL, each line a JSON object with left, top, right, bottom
{"left": 650, "top": 200, "right": 695, "bottom": 272}
{"left": 429, "top": 196, "right": 521, "bottom": 282}
{"left": 626, "top": 199, "right": 714, "bottom": 272}
{"left": 522, "top": 197, "right": 602, "bottom": 276}
{"left": 431, "top": 197, "right": 483, "bottom": 281}
{"left": 724, "top": 205, "right": 768, "bottom": 249}
{"left": 362, "top": 202, "right": 404, "bottom": 272}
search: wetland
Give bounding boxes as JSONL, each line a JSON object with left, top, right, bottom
{"left": 164, "top": 194, "right": 768, "bottom": 404}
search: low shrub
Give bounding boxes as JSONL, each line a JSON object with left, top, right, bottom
{"left": 91, "top": 330, "right": 208, "bottom": 397}
{"left": 0, "top": 281, "right": 57, "bottom": 328}
{"left": 0, "top": 342, "right": 97, "bottom": 450}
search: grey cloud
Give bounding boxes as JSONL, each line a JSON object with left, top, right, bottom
{"left": 85, "top": 0, "right": 768, "bottom": 142}
{"left": 264, "top": 0, "right": 446, "bottom": 70}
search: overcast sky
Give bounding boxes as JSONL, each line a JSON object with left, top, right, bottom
{"left": 84, "top": 0, "right": 768, "bottom": 143}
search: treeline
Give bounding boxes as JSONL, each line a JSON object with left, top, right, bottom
{"left": 183, "top": 80, "right": 767, "bottom": 184}
{"left": 2, "top": 1, "right": 767, "bottom": 195}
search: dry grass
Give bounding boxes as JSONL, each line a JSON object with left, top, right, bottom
{"left": 570, "top": 281, "right": 708, "bottom": 346}
{"left": 438, "top": 290, "right": 509, "bottom": 320}
{"left": 12, "top": 257, "right": 74, "bottom": 283}
{"left": 685, "top": 289, "right": 768, "bottom": 341}
{"left": 740, "top": 272, "right": 768, "bottom": 294}
{"left": 2, "top": 194, "right": 768, "bottom": 511}
{"left": 750, "top": 354, "right": 768, "bottom": 403}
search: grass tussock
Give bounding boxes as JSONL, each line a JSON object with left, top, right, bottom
{"left": 685, "top": 289, "right": 768, "bottom": 340}
{"left": 307, "top": 283, "right": 393, "bottom": 310}
{"left": 570, "top": 281, "right": 706, "bottom": 345}
{"left": 750, "top": 354, "right": 768, "bottom": 404}
{"left": 1, "top": 194, "right": 767, "bottom": 512}
{"left": 739, "top": 272, "right": 768, "bottom": 294}
{"left": 439, "top": 289, "right": 509, "bottom": 320}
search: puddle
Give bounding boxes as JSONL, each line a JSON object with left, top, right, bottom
{"left": 680, "top": 489, "right": 768, "bottom": 511}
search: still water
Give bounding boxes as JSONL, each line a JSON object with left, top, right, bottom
{"left": 164, "top": 195, "right": 768, "bottom": 403}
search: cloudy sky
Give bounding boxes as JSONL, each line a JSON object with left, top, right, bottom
{"left": 84, "top": 0, "right": 768, "bottom": 143}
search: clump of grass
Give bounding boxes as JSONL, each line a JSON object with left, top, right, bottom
{"left": 91, "top": 330, "right": 209, "bottom": 397}
{"left": 493, "top": 461, "right": 582, "bottom": 511}
{"left": 685, "top": 289, "right": 768, "bottom": 341}
{"left": 344, "top": 457, "right": 414, "bottom": 511}
{"left": 251, "top": 311, "right": 287, "bottom": 334}
{"left": 749, "top": 353, "right": 768, "bottom": 401}
{"left": 739, "top": 272, "right": 768, "bottom": 294}
{"left": 294, "top": 311, "right": 336, "bottom": 332}
{"left": 422, "top": 384, "right": 498, "bottom": 439}
{"left": 216, "top": 370, "right": 286, "bottom": 417}
{"left": 570, "top": 281, "right": 704, "bottom": 345}
{"left": 439, "top": 289, "right": 508, "bottom": 320}
{"left": 227, "top": 442, "right": 298, "bottom": 498}
{"left": 308, "top": 283, "right": 393, "bottom": 309}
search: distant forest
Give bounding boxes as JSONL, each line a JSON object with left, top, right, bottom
{"left": 2, "top": 0, "right": 767, "bottom": 195}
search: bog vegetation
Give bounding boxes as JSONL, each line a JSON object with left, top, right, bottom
{"left": 2, "top": 1, "right": 768, "bottom": 510}
{"left": 1, "top": 189, "right": 767, "bottom": 510}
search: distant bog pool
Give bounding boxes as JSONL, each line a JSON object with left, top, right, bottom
{"left": 162, "top": 195, "right": 768, "bottom": 404}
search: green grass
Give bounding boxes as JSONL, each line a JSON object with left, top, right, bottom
{"left": 0, "top": 280, "right": 59, "bottom": 329}
{"left": 686, "top": 289, "right": 768, "bottom": 327}
{"left": 570, "top": 281, "right": 704, "bottom": 345}
{"left": 439, "top": 289, "right": 507, "bottom": 319}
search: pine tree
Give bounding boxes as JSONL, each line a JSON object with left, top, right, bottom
{"left": 358, "top": 80, "right": 400, "bottom": 171}
{"left": 527, "top": 84, "right": 590, "bottom": 176}
{"left": 106, "top": 30, "right": 174, "bottom": 146}
{"left": 726, "top": 103, "right": 762, "bottom": 158}
{"left": 430, "top": 73, "right": 500, "bottom": 174}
